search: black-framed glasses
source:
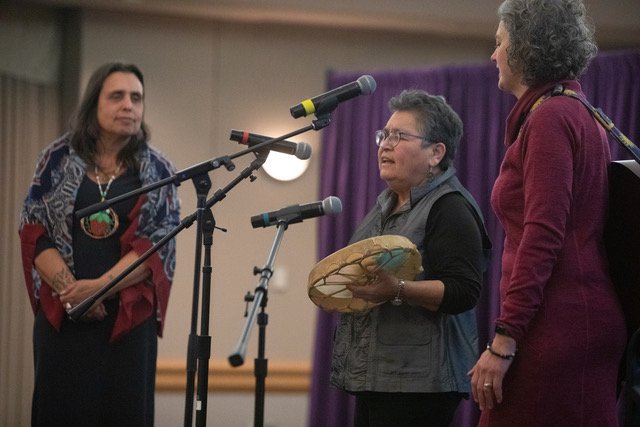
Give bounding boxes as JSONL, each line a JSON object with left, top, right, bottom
{"left": 375, "top": 129, "right": 429, "bottom": 148}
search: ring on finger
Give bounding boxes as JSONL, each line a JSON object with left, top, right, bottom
{"left": 483, "top": 383, "right": 492, "bottom": 388}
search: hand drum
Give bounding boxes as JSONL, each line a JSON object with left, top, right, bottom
{"left": 307, "top": 235, "right": 423, "bottom": 313}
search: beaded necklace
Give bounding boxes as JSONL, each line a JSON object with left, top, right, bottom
{"left": 80, "top": 163, "right": 122, "bottom": 239}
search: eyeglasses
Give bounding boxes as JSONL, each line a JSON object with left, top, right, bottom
{"left": 375, "top": 129, "right": 429, "bottom": 148}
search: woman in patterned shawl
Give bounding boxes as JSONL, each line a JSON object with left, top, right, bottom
{"left": 19, "top": 62, "right": 180, "bottom": 426}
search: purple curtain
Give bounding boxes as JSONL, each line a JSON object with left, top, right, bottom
{"left": 309, "top": 49, "right": 640, "bottom": 427}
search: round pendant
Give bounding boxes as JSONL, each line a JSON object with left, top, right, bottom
{"left": 80, "top": 207, "right": 120, "bottom": 239}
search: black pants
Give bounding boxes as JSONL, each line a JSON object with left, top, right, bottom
{"left": 354, "top": 391, "right": 463, "bottom": 427}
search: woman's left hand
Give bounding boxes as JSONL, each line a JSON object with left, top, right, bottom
{"left": 468, "top": 335, "right": 516, "bottom": 410}
{"left": 346, "top": 269, "right": 398, "bottom": 304}
{"left": 59, "top": 278, "right": 103, "bottom": 310}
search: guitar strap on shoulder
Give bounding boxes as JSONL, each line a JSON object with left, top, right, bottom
{"left": 532, "top": 85, "right": 640, "bottom": 164}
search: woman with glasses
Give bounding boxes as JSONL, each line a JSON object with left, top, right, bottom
{"left": 468, "top": 0, "right": 626, "bottom": 425}
{"left": 330, "top": 89, "right": 492, "bottom": 426}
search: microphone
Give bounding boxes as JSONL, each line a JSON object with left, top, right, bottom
{"left": 289, "top": 75, "right": 377, "bottom": 118}
{"left": 251, "top": 196, "right": 342, "bottom": 228}
{"left": 230, "top": 129, "right": 312, "bottom": 160}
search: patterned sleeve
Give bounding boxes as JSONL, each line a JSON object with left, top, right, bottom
{"left": 112, "top": 145, "right": 181, "bottom": 341}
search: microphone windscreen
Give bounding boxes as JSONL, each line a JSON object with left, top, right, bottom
{"left": 322, "top": 196, "right": 343, "bottom": 216}
{"left": 357, "top": 75, "right": 377, "bottom": 95}
{"left": 295, "top": 143, "right": 312, "bottom": 160}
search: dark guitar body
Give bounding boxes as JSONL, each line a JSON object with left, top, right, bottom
{"left": 605, "top": 160, "right": 640, "bottom": 336}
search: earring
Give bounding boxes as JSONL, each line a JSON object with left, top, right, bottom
{"left": 426, "top": 165, "right": 435, "bottom": 183}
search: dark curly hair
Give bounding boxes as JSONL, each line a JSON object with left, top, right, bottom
{"left": 70, "top": 61, "right": 149, "bottom": 171}
{"left": 388, "top": 89, "right": 463, "bottom": 171}
{"left": 498, "top": 0, "right": 597, "bottom": 86}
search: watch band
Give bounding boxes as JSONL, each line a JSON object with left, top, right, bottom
{"left": 391, "top": 279, "right": 405, "bottom": 306}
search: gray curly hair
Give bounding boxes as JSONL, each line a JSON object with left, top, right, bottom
{"left": 498, "top": 0, "right": 597, "bottom": 86}
{"left": 388, "top": 89, "right": 462, "bottom": 171}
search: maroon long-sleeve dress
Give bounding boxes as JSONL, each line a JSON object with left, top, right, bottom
{"left": 479, "top": 80, "right": 626, "bottom": 426}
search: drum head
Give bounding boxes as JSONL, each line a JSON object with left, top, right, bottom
{"left": 308, "top": 235, "right": 423, "bottom": 313}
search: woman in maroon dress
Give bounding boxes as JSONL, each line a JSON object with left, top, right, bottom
{"left": 468, "top": 0, "right": 627, "bottom": 425}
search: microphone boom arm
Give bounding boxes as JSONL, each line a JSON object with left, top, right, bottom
{"left": 68, "top": 152, "right": 269, "bottom": 321}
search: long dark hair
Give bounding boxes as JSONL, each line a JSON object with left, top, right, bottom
{"left": 70, "top": 61, "right": 149, "bottom": 171}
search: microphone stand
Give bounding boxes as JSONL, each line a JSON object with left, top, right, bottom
{"left": 69, "top": 151, "right": 267, "bottom": 426}
{"left": 68, "top": 114, "right": 333, "bottom": 427}
{"left": 228, "top": 220, "right": 289, "bottom": 427}
{"left": 68, "top": 154, "right": 236, "bottom": 320}
{"left": 70, "top": 115, "right": 330, "bottom": 318}
{"left": 187, "top": 151, "right": 271, "bottom": 427}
